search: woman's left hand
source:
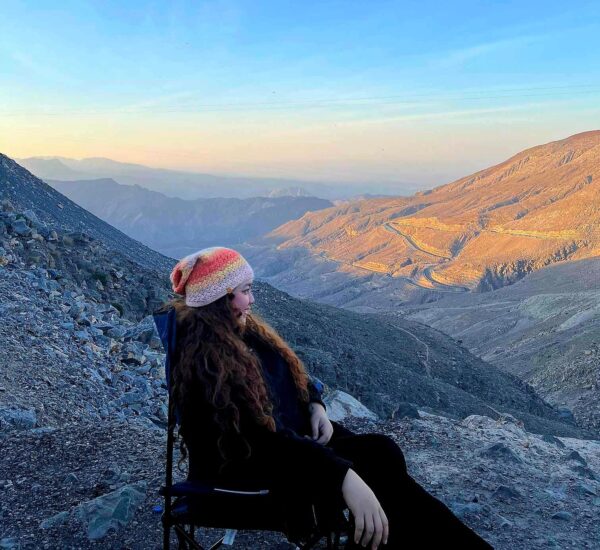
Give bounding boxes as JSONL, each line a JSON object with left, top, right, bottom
{"left": 306, "top": 402, "right": 334, "bottom": 445}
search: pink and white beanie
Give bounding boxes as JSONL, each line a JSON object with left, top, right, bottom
{"left": 170, "top": 246, "right": 254, "bottom": 307}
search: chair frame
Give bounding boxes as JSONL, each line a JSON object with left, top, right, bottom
{"left": 153, "top": 307, "right": 352, "bottom": 550}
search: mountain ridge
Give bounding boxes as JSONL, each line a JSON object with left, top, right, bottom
{"left": 261, "top": 130, "right": 600, "bottom": 293}
{"left": 0, "top": 154, "right": 174, "bottom": 273}
{"left": 18, "top": 155, "right": 420, "bottom": 200}
{"left": 46, "top": 177, "right": 334, "bottom": 258}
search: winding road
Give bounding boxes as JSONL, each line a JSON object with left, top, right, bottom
{"left": 382, "top": 223, "right": 469, "bottom": 293}
{"left": 383, "top": 222, "right": 451, "bottom": 259}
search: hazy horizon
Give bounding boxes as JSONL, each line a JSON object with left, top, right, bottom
{"left": 12, "top": 126, "right": 593, "bottom": 190}
{"left": 2, "top": 1, "right": 600, "bottom": 189}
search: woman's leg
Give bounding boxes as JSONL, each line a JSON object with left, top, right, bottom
{"left": 327, "top": 426, "right": 493, "bottom": 549}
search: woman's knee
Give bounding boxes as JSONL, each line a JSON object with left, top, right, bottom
{"left": 362, "top": 433, "right": 408, "bottom": 473}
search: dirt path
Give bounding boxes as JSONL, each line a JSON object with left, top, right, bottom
{"left": 395, "top": 326, "right": 432, "bottom": 378}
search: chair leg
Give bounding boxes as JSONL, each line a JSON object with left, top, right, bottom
{"left": 163, "top": 521, "right": 171, "bottom": 550}
{"left": 175, "top": 524, "right": 188, "bottom": 550}
{"left": 297, "top": 530, "right": 324, "bottom": 550}
{"left": 175, "top": 525, "right": 187, "bottom": 550}
{"left": 173, "top": 523, "right": 227, "bottom": 550}
{"left": 208, "top": 536, "right": 225, "bottom": 550}
{"left": 333, "top": 529, "right": 341, "bottom": 549}
{"left": 174, "top": 524, "right": 205, "bottom": 550}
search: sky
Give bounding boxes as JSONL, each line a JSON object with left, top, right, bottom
{"left": 1, "top": 0, "right": 600, "bottom": 189}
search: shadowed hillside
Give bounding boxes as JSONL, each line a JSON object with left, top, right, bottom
{"left": 47, "top": 177, "right": 333, "bottom": 258}
{"left": 398, "top": 256, "right": 600, "bottom": 432}
{"left": 0, "top": 154, "right": 174, "bottom": 273}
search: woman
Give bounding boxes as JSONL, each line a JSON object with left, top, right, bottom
{"left": 164, "top": 246, "right": 494, "bottom": 550}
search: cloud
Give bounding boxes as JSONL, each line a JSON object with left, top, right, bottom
{"left": 433, "top": 33, "right": 544, "bottom": 69}
{"left": 119, "top": 90, "right": 199, "bottom": 112}
{"left": 327, "top": 98, "right": 599, "bottom": 128}
{"left": 9, "top": 50, "right": 78, "bottom": 85}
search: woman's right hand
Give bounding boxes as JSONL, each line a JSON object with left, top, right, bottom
{"left": 341, "top": 468, "right": 389, "bottom": 548}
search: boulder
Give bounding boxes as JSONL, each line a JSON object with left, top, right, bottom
{"left": 11, "top": 219, "right": 31, "bottom": 237}
{"left": 477, "top": 441, "right": 523, "bottom": 464}
{"left": 323, "top": 390, "right": 378, "bottom": 422}
{"left": 392, "top": 401, "right": 421, "bottom": 419}
{"left": 123, "top": 315, "right": 156, "bottom": 345}
{"left": 0, "top": 408, "right": 37, "bottom": 431}
{"left": 74, "top": 481, "right": 147, "bottom": 540}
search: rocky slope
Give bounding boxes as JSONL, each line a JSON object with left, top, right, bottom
{"left": 1, "top": 208, "right": 598, "bottom": 547}
{"left": 0, "top": 200, "right": 170, "bottom": 320}
{"left": 1, "top": 154, "right": 174, "bottom": 273}
{"left": 2, "top": 407, "right": 599, "bottom": 549}
{"left": 247, "top": 130, "right": 600, "bottom": 300}
{"left": 46, "top": 178, "right": 333, "bottom": 259}
{"left": 395, "top": 256, "right": 600, "bottom": 433}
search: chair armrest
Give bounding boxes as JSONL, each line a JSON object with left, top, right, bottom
{"left": 160, "top": 480, "right": 271, "bottom": 498}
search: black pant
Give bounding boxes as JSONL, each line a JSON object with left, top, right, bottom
{"left": 218, "top": 420, "right": 494, "bottom": 549}
{"left": 325, "top": 421, "right": 494, "bottom": 549}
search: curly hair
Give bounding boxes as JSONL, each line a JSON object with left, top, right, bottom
{"left": 163, "top": 294, "right": 312, "bottom": 473}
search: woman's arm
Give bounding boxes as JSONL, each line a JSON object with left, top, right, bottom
{"left": 307, "top": 376, "right": 327, "bottom": 411}
{"left": 246, "top": 421, "right": 388, "bottom": 549}
{"left": 241, "top": 416, "right": 353, "bottom": 497}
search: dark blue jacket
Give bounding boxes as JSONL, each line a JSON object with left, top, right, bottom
{"left": 244, "top": 331, "right": 325, "bottom": 435}
{"left": 153, "top": 307, "right": 353, "bottom": 497}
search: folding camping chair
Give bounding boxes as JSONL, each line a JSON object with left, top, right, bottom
{"left": 153, "top": 306, "right": 353, "bottom": 549}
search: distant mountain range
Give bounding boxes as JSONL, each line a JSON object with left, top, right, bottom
{"left": 47, "top": 177, "right": 333, "bottom": 258}
{"left": 0, "top": 154, "right": 173, "bottom": 273}
{"left": 17, "top": 156, "right": 420, "bottom": 201}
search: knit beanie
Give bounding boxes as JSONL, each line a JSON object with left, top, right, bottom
{"left": 170, "top": 246, "right": 254, "bottom": 307}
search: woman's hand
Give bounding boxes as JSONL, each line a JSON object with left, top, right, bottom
{"left": 306, "top": 402, "right": 333, "bottom": 445}
{"left": 342, "top": 468, "right": 389, "bottom": 549}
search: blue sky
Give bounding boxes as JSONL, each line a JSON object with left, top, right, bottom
{"left": 1, "top": 0, "right": 600, "bottom": 187}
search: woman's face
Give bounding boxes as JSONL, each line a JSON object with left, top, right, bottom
{"left": 231, "top": 278, "right": 254, "bottom": 324}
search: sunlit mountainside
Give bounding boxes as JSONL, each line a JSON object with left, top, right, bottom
{"left": 265, "top": 131, "right": 600, "bottom": 292}
{"left": 239, "top": 131, "right": 600, "bottom": 436}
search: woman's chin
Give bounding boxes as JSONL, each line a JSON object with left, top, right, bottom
{"left": 235, "top": 309, "right": 251, "bottom": 324}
